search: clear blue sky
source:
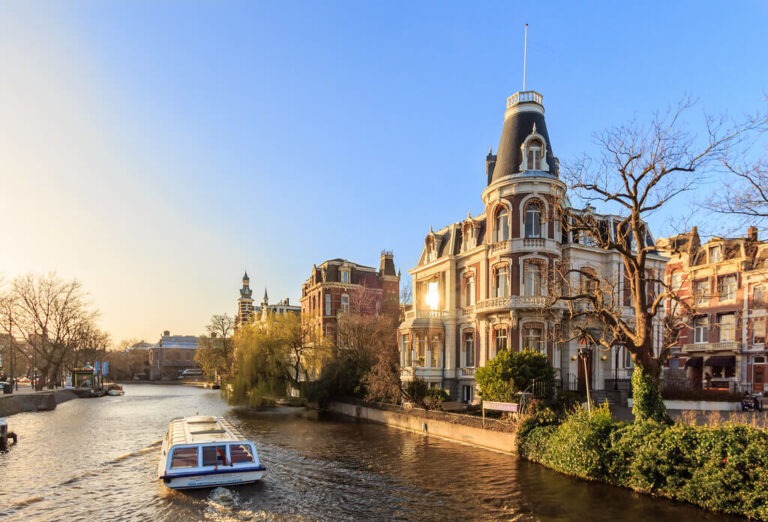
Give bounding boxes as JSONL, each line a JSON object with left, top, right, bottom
{"left": 1, "top": 1, "right": 766, "bottom": 344}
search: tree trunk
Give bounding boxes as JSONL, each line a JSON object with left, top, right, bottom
{"left": 631, "top": 364, "right": 672, "bottom": 424}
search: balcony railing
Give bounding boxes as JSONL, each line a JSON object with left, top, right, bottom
{"left": 523, "top": 237, "right": 545, "bottom": 248}
{"left": 404, "top": 309, "right": 448, "bottom": 321}
{"left": 457, "top": 367, "right": 476, "bottom": 378}
{"left": 489, "top": 240, "right": 510, "bottom": 255}
{"left": 475, "top": 297, "right": 511, "bottom": 313}
{"left": 682, "top": 342, "right": 741, "bottom": 354}
{"left": 475, "top": 295, "right": 554, "bottom": 314}
{"left": 507, "top": 90, "right": 543, "bottom": 108}
{"left": 461, "top": 305, "right": 475, "bottom": 316}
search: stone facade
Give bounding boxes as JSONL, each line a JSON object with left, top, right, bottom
{"left": 398, "top": 90, "right": 667, "bottom": 403}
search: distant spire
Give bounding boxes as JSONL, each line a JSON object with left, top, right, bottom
{"left": 263, "top": 288, "right": 269, "bottom": 301}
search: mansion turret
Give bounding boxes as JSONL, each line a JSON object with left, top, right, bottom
{"left": 398, "top": 90, "right": 667, "bottom": 403}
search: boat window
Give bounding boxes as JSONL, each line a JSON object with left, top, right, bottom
{"left": 170, "top": 447, "right": 199, "bottom": 469}
{"left": 202, "top": 445, "right": 228, "bottom": 466}
{"left": 229, "top": 444, "right": 255, "bottom": 464}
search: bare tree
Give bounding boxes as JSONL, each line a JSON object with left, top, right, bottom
{"left": 558, "top": 100, "right": 765, "bottom": 422}
{"left": 195, "top": 314, "right": 236, "bottom": 382}
{"left": 1, "top": 274, "right": 103, "bottom": 389}
{"left": 705, "top": 158, "right": 768, "bottom": 227}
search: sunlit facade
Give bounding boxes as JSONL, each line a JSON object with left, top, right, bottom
{"left": 398, "top": 90, "right": 666, "bottom": 403}
{"left": 658, "top": 226, "right": 768, "bottom": 393}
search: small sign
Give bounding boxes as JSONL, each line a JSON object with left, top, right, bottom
{"left": 102, "top": 361, "right": 109, "bottom": 376}
{"left": 94, "top": 361, "right": 101, "bottom": 375}
{"left": 482, "top": 401, "right": 518, "bottom": 412}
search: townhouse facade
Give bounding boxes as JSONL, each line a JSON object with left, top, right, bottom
{"left": 300, "top": 252, "right": 400, "bottom": 343}
{"left": 397, "top": 89, "right": 667, "bottom": 403}
{"left": 658, "top": 226, "right": 768, "bottom": 392}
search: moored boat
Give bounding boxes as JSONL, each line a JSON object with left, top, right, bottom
{"left": 106, "top": 383, "right": 124, "bottom": 396}
{"left": 157, "top": 416, "right": 266, "bottom": 489}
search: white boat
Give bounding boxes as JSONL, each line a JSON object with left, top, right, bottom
{"left": 157, "top": 416, "right": 266, "bottom": 489}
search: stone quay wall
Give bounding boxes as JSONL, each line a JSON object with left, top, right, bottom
{"left": 327, "top": 401, "right": 518, "bottom": 454}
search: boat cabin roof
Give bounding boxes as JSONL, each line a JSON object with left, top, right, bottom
{"left": 167, "top": 416, "right": 249, "bottom": 446}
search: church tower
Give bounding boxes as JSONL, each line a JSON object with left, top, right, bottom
{"left": 236, "top": 271, "right": 254, "bottom": 329}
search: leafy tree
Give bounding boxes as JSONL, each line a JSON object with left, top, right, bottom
{"left": 556, "top": 100, "right": 765, "bottom": 422}
{"left": 475, "top": 349, "right": 555, "bottom": 403}
{"left": 229, "top": 316, "right": 290, "bottom": 407}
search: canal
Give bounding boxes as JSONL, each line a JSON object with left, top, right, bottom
{"left": 0, "top": 385, "right": 741, "bottom": 521}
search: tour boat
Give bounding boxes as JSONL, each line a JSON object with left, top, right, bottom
{"left": 157, "top": 415, "right": 266, "bottom": 489}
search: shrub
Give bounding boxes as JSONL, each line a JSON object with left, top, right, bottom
{"left": 519, "top": 403, "right": 621, "bottom": 480}
{"left": 475, "top": 349, "right": 555, "bottom": 402}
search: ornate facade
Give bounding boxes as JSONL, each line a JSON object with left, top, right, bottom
{"left": 398, "top": 90, "right": 667, "bottom": 403}
{"left": 301, "top": 252, "right": 400, "bottom": 342}
{"left": 658, "top": 226, "right": 768, "bottom": 392}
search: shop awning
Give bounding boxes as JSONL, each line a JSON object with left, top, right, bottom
{"left": 684, "top": 356, "right": 703, "bottom": 368}
{"left": 705, "top": 355, "right": 736, "bottom": 367}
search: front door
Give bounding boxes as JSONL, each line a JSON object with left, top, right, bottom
{"left": 754, "top": 365, "right": 765, "bottom": 393}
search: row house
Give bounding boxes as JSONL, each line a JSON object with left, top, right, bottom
{"left": 658, "top": 226, "right": 768, "bottom": 392}
{"left": 301, "top": 252, "right": 400, "bottom": 343}
{"left": 398, "top": 89, "right": 667, "bottom": 403}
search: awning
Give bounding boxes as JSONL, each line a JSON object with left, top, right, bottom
{"left": 684, "top": 356, "right": 703, "bottom": 368}
{"left": 705, "top": 355, "right": 736, "bottom": 367}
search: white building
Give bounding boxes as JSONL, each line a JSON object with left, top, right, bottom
{"left": 398, "top": 89, "right": 666, "bottom": 403}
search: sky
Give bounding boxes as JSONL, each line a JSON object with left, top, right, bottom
{"left": 1, "top": 1, "right": 767, "bottom": 345}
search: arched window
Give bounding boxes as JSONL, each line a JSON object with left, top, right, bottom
{"left": 523, "top": 325, "right": 544, "bottom": 353}
{"left": 525, "top": 202, "right": 542, "bottom": 238}
{"left": 494, "top": 326, "right": 508, "bottom": 352}
{"left": 523, "top": 260, "right": 545, "bottom": 296}
{"left": 494, "top": 265, "right": 509, "bottom": 298}
{"left": 464, "top": 274, "right": 475, "bottom": 306}
{"left": 495, "top": 207, "right": 509, "bottom": 242}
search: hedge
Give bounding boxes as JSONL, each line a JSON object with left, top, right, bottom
{"left": 519, "top": 405, "right": 768, "bottom": 520}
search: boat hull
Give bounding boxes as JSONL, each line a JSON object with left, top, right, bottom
{"left": 161, "top": 467, "right": 266, "bottom": 489}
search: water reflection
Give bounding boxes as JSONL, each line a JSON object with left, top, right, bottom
{"left": 0, "top": 385, "right": 742, "bottom": 521}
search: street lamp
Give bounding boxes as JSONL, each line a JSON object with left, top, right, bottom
{"left": 573, "top": 328, "right": 598, "bottom": 411}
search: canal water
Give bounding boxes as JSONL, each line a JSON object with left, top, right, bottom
{"left": 0, "top": 385, "right": 741, "bottom": 521}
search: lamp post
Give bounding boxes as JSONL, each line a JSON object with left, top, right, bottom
{"left": 578, "top": 345, "right": 592, "bottom": 411}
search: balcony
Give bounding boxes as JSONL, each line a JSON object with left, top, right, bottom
{"left": 523, "top": 238, "right": 545, "bottom": 249}
{"left": 403, "top": 309, "right": 448, "bottom": 323}
{"left": 475, "top": 295, "right": 555, "bottom": 314}
{"left": 457, "top": 367, "right": 476, "bottom": 378}
{"left": 489, "top": 240, "right": 511, "bottom": 255}
{"left": 460, "top": 305, "right": 475, "bottom": 316}
{"left": 682, "top": 342, "right": 741, "bottom": 354}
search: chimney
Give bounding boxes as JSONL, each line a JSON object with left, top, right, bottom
{"left": 163, "top": 330, "right": 170, "bottom": 337}
{"left": 380, "top": 250, "right": 396, "bottom": 276}
{"left": 748, "top": 226, "right": 758, "bottom": 241}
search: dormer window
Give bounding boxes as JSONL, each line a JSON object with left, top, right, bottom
{"left": 519, "top": 131, "right": 550, "bottom": 172}
{"left": 527, "top": 139, "right": 543, "bottom": 170}
{"left": 340, "top": 268, "right": 351, "bottom": 284}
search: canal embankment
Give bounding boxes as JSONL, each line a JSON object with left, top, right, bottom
{"left": 327, "top": 400, "right": 519, "bottom": 454}
{"left": 0, "top": 389, "right": 78, "bottom": 417}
